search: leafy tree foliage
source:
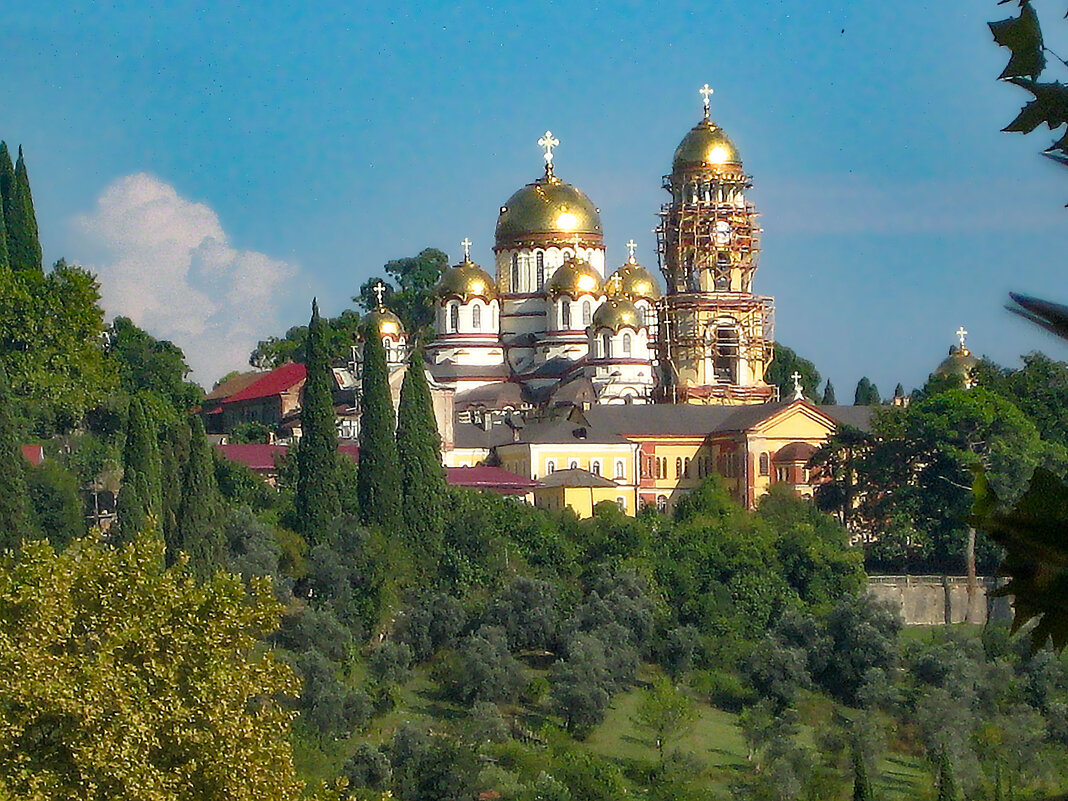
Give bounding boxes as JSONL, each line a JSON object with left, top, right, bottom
{"left": 356, "top": 326, "right": 401, "bottom": 531}
{"left": 356, "top": 248, "right": 448, "bottom": 336}
{"left": 293, "top": 300, "right": 341, "bottom": 542}
{"left": 485, "top": 576, "right": 559, "bottom": 652}
{"left": 0, "top": 535, "right": 307, "bottom": 800}
{"left": 249, "top": 309, "right": 365, "bottom": 370}
{"left": 27, "top": 459, "right": 84, "bottom": 550}
{"left": 106, "top": 316, "right": 202, "bottom": 412}
{"left": 764, "top": 343, "right": 821, "bottom": 401}
{"left": 633, "top": 676, "right": 697, "bottom": 762}
{"left": 396, "top": 348, "right": 446, "bottom": 557}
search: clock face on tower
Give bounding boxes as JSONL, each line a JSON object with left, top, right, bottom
{"left": 713, "top": 220, "right": 731, "bottom": 244}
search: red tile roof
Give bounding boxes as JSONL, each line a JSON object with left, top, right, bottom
{"left": 446, "top": 466, "right": 541, "bottom": 494}
{"left": 222, "top": 362, "right": 306, "bottom": 404}
{"left": 20, "top": 445, "right": 44, "bottom": 467}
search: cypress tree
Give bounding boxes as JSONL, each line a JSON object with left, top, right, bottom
{"left": 894, "top": 382, "right": 905, "bottom": 400}
{"left": 0, "top": 190, "right": 9, "bottom": 272}
{"left": 0, "top": 365, "right": 35, "bottom": 549}
{"left": 854, "top": 377, "right": 881, "bottom": 406}
{"left": 8, "top": 147, "right": 41, "bottom": 273}
{"left": 0, "top": 143, "right": 14, "bottom": 226}
{"left": 176, "top": 416, "right": 224, "bottom": 579}
{"left": 115, "top": 396, "right": 162, "bottom": 542}
{"left": 822, "top": 380, "right": 837, "bottom": 405}
{"left": 396, "top": 345, "right": 446, "bottom": 556}
{"left": 357, "top": 324, "right": 402, "bottom": 530}
{"left": 160, "top": 418, "right": 191, "bottom": 559}
{"left": 936, "top": 745, "right": 958, "bottom": 801}
{"left": 294, "top": 299, "right": 341, "bottom": 541}
{"left": 851, "top": 738, "right": 873, "bottom": 801}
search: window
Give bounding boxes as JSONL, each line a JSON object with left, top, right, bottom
{"left": 803, "top": 467, "right": 811, "bottom": 483}
{"left": 449, "top": 303, "right": 459, "bottom": 332}
{"left": 615, "top": 460, "right": 625, "bottom": 479}
{"left": 547, "top": 460, "right": 555, "bottom": 473}
{"left": 776, "top": 466, "right": 790, "bottom": 483}
{"left": 684, "top": 457, "right": 691, "bottom": 477}
{"left": 675, "top": 457, "right": 683, "bottom": 478}
{"left": 602, "top": 333, "right": 612, "bottom": 358}
{"left": 511, "top": 253, "right": 519, "bottom": 292}
{"left": 561, "top": 301, "right": 571, "bottom": 329}
{"left": 616, "top": 496, "right": 626, "bottom": 512}
{"left": 536, "top": 251, "right": 545, "bottom": 288}
{"left": 759, "top": 452, "right": 770, "bottom": 476}
{"left": 472, "top": 303, "right": 481, "bottom": 329}
{"left": 582, "top": 301, "right": 592, "bottom": 325}
{"left": 657, "top": 495, "right": 668, "bottom": 513}
{"left": 569, "top": 460, "right": 578, "bottom": 470}
{"left": 622, "top": 333, "right": 632, "bottom": 354}
{"left": 591, "top": 460, "right": 601, "bottom": 476}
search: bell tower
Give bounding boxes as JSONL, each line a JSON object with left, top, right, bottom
{"left": 655, "top": 85, "right": 775, "bottom": 404}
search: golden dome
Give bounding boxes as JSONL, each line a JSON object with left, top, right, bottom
{"left": 363, "top": 307, "right": 405, "bottom": 339}
{"left": 592, "top": 297, "right": 643, "bottom": 331}
{"left": 605, "top": 259, "right": 661, "bottom": 301}
{"left": 547, "top": 255, "right": 604, "bottom": 298}
{"left": 495, "top": 175, "right": 603, "bottom": 248}
{"left": 934, "top": 346, "right": 978, "bottom": 380}
{"left": 435, "top": 258, "right": 498, "bottom": 302}
{"left": 673, "top": 119, "right": 741, "bottom": 170}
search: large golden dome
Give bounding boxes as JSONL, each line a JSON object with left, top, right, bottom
{"left": 495, "top": 175, "right": 603, "bottom": 249}
{"left": 673, "top": 119, "right": 741, "bottom": 171}
{"left": 547, "top": 255, "right": 603, "bottom": 298}
{"left": 592, "top": 297, "right": 643, "bottom": 331}
{"left": 605, "top": 259, "right": 661, "bottom": 301}
{"left": 435, "top": 258, "right": 498, "bottom": 302}
{"left": 363, "top": 307, "right": 405, "bottom": 339}
{"left": 934, "top": 346, "right": 978, "bottom": 382}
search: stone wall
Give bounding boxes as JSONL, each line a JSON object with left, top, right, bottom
{"left": 866, "top": 575, "right": 1013, "bottom": 626}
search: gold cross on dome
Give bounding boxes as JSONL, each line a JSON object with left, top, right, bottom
{"left": 461, "top": 238, "right": 472, "bottom": 260}
{"left": 572, "top": 234, "right": 582, "bottom": 258}
{"left": 626, "top": 240, "right": 637, "bottom": 262}
{"left": 956, "top": 326, "right": 968, "bottom": 350}
{"left": 699, "top": 84, "right": 714, "bottom": 118}
{"left": 538, "top": 130, "right": 559, "bottom": 175}
{"left": 372, "top": 280, "right": 387, "bottom": 309}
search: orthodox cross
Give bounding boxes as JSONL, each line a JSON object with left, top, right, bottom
{"left": 372, "top": 280, "right": 387, "bottom": 309}
{"left": 791, "top": 371, "right": 803, "bottom": 400}
{"left": 461, "top": 238, "right": 472, "bottom": 260}
{"left": 956, "top": 326, "right": 968, "bottom": 350}
{"left": 700, "top": 84, "right": 713, "bottom": 118}
{"left": 539, "top": 130, "right": 559, "bottom": 175}
{"left": 626, "top": 239, "right": 637, "bottom": 262}
{"left": 572, "top": 234, "right": 582, "bottom": 258}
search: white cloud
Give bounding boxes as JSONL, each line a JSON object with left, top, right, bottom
{"left": 76, "top": 173, "right": 298, "bottom": 386}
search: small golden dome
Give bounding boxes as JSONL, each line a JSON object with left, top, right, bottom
{"left": 592, "top": 297, "right": 643, "bottom": 331}
{"left": 673, "top": 119, "right": 741, "bottom": 170}
{"left": 363, "top": 307, "right": 405, "bottom": 339}
{"left": 547, "top": 254, "right": 604, "bottom": 298}
{"left": 495, "top": 176, "right": 603, "bottom": 248}
{"left": 605, "top": 259, "right": 661, "bottom": 301}
{"left": 435, "top": 258, "right": 498, "bottom": 302}
{"left": 934, "top": 346, "right": 978, "bottom": 380}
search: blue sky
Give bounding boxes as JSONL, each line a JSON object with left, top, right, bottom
{"left": 5, "top": 0, "right": 1067, "bottom": 389}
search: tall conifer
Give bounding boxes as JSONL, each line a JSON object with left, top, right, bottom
{"left": 936, "top": 745, "right": 959, "bottom": 801}
{"left": 357, "top": 325, "right": 402, "bottom": 530}
{"left": 851, "top": 738, "right": 873, "bottom": 801}
{"left": 176, "top": 416, "right": 224, "bottom": 579}
{"left": 0, "top": 143, "right": 14, "bottom": 224}
{"left": 160, "top": 418, "right": 191, "bottom": 560}
{"left": 854, "top": 377, "right": 881, "bottom": 406}
{"left": 0, "top": 365, "right": 35, "bottom": 549}
{"left": 8, "top": 147, "right": 41, "bottom": 273}
{"left": 0, "top": 193, "right": 9, "bottom": 272}
{"left": 116, "top": 396, "right": 162, "bottom": 542}
{"left": 822, "top": 380, "right": 837, "bottom": 405}
{"left": 294, "top": 299, "right": 341, "bottom": 541}
{"left": 396, "top": 346, "right": 446, "bottom": 555}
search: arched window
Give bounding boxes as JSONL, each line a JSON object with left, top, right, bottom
{"left": 657, "top": 495, "right": 668, "bottom": 513}
{"left": 569, "top": 460, "right": 578, "bottom": 470}
{"left": 602, "top": 333, "right": 612, "bottom": 358}
{"left": 472, "top": 303, "right": 481, "bottom": 330}
{"left": 615, "top": 460, "right": 625, "bottom": 479}
{"left": 675, "top": 457, "right": 683, "bottom": 478}
{"left": 759, "top": 452, "right": 770, "bottom": 476}
{"left": 561, "top": 301, "right": 571, "bottom": 329}
{"left": 536, "top": 251, "right": 545, "bottom": 288}
{"left": 547, "top": 460, "right": 555, "bottom": 473}
{"left": 591, "top": 460, "right": 601, "bottom": 476}
{"left": 511, "top": 253, "right": 519, "bottom": 292}
{"left": 383, "top": 338, "right": 392, "bottom": 362}
{"left": 684, "top": 457, "right": 691, "bottom": 477}
{"left": 582, "top": 301, "right": 592, "bottom": 325}
{"left": 449, "top": 303, "right": 459, "bottom": 332}
{"left": 622, "top": 333, "right": 632, "bottom": 355}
